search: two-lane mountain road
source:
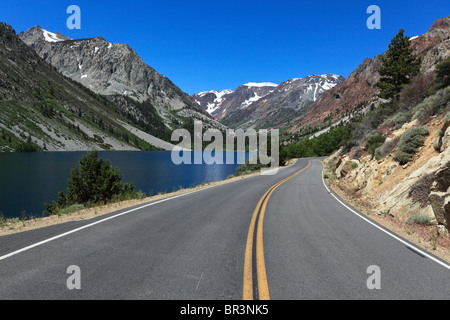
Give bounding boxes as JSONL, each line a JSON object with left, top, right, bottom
{"left": 0, "top": 159, "right": 448, "bottom": 299}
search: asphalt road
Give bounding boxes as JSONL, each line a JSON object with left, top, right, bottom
{"left": 0, "top": 158, "right": 448, "bottom": 300}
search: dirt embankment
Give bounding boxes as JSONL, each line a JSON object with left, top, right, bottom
{"left": 323, "top": 115, "right": 450, "bottom": 264}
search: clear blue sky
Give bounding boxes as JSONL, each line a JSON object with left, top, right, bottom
{"left": 1, "top": 0, "right": 449, "bottom": 94}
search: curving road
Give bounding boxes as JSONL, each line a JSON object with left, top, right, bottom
{"left": 0, "top": 158, "right": 448, "bottom": 300}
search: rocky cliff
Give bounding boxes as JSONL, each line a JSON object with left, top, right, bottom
{"left": 325, "top": 100, "right": 450, "bottom": 232}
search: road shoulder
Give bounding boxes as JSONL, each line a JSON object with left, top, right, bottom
{"left": 321, "top": 159, "right": 450, "bottom": 265}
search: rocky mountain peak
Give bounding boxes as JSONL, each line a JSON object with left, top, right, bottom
{"left": 193, "top": 83, "right": 278, "bottom": 120}
{"left": 18, "top": 25, "right": 72, "bottom": 44}
{"left": 218, "top": 74, "right": 344, "bottom": 129}
{"left": 18, "top": 26, "right": 225, "bottom": 132}
{"left": 429, "top": 16, "right": 450, "bottom": 31}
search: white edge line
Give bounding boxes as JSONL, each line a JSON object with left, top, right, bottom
{"left": 0, "top": 179, "right": 237, "bottom": 261}
{"left": 320, "top": 160, "right": 450, "bottom": 271}
{"left": 0, "top": 190, "right": 197, "bottom": 261}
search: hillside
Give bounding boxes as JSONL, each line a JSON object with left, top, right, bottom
{"left": 322, "top": 100, "right": 450, "bottom": 259}
{"left": 0, "top": 23, "right": 174, "bottom": 151}
{"left": 288, "top": 16, "right": 450, "bottom": 135}
{"left": 18, "top": 26, "right": 226, "bottom": 134}
{"left": 280, "top": 16, "right": 450, "bottom": 243}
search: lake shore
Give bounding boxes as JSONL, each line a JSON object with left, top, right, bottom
{"left": 0, "top": 159, "right": 297, "bottom": 237}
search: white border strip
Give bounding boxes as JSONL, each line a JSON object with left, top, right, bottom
{"left": 320, "top": 160, "right": 450, "bottom": 271}
{"left": 0, "top": 190, "right": 205, "bottom": 261}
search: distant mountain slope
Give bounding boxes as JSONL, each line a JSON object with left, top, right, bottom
{"left": 0, "top": 22, "right": 178, "bottom": 151}
{"left": 288, "top": 16, "right": 450, "bottom": 134}
{"left": 193, "top": 82, "right": 278, "bottom": 120}
{"left": 218, "top": 75, "right": 344, "bottom": 129}
{"left": 19, "top": 26, "right": 225, "bottom": 132}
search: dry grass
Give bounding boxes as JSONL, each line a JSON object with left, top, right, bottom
{"left": 408, "top": 174, "right": 435, "bottom": 206}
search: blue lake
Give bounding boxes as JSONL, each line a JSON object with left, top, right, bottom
{"left": 0, "top": 151, "right": 251, "bottom": 219}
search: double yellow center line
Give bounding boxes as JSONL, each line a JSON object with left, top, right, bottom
{"left": 243, "top": 160, "right": 311, "bottom": 300}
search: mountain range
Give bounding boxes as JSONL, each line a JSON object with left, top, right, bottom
{"left": 1, "top": 16, "right": 448, "bottom": 152}
{"left": 0, "top": 23, "right": 229, "bottom": 152}
{"left": 193, "top": 82, "right": 278, "bottom": 120}
{"left": 0, "top": 23, "right": 144, "bottom": 151}
{"left": 18, "top": 26, "right": 225, "bottom": 133}
{"left": 203, "top": 75, "right": 345, "bottom": 129}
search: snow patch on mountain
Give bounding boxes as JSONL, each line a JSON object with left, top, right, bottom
{"left": 244, "top": 82, "right": 278, "bottom": 88}
{"left": 194, "top": 89, "right": 233, "bottom": 114}
{"left": 41, "top": 28, "right": 70, "bottom": 43}
{"left": 242, "top": 92, "right": 262, "bottom": 108}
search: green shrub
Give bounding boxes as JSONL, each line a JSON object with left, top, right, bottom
{"left": 365, "top": 132, "right": 386, "bottom": 157}
{"left": 45, "top": 151, "right": 141, "bottom": 215}
{"left": 407, "top": 214, "right": 434, "bottom": 226}
{"left": 433, "top": 56, "right": 450, "bottom": 90}
{"left": 445, "top": 112, "right": 450, "bottom": 122}
{"left": 398, "top": 126, "right": 429, "bottom": 152}
{"left": 393, "top": 151, "right": 413, "bottom": 165}
{"left": 236, "top": 160, "right": 266, "bottom": 176}
{"left": 393, "top": 126, "right": 429, "bottom": 164}
{"left": 56, "top": 204, "right": 85, "bottom": 216}
{"left": 384, "top": 112, "right": 410, "bottom": 126}
{"left": 411, "top": 87, "right": 450, "bottom": 124}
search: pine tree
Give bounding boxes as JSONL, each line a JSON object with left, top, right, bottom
{"left": 376, "top": 29, "right": 421, "bottom": 99}
{"left": 45, "top": 151, "right": 139, "bottom": 215}
{"left": 433, "top": 56, "right": 450, "bottom": 90}
{"left": 65, "top": 151, "right": 125, "bottom": 205}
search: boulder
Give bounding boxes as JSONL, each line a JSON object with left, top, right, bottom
{"left": 441, "top": 125, "right": 450, "bottom": 152}
{"left": 337, "top": 159, "right": 359, "bottom": 179}
{"left": 379, "top": 147, "right": 450, "bottom": 227}
{"left": 427, "top": 154, "right": 450, "bottom": 230}
{"left": 429, "top": 190, "right": 450, "bottom": 227}
{"left": 377, "top": 137, "right": 399, "bottom": 159}
{"left": 335, "top": 156, "right": 349, "bottom": 179}
{"left": 432, "top": 161, "right": 450, "bottom": 193}
{"left": 433, "top": 137, "right": 442, "bottom": 152}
